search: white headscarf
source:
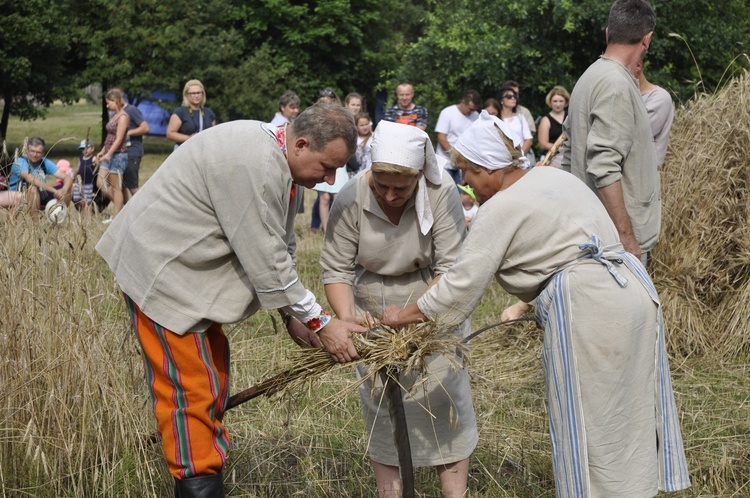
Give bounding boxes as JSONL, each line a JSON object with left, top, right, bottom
{"left": 453, "top": 110, "right": 531, "bottom": 171}
{"left": 370, "top": 121, "right": 442, "bottom": 234}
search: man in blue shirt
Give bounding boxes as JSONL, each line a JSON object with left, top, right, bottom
{"left": 9, "top": 137, "right": 73, "bottom": 220}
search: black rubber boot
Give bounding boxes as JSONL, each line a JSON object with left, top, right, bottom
{"left": 174, "top": 473, "right": 225, "bottom": 498}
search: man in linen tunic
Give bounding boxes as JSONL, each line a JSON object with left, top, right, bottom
{"left": 416, "top": 166, "right": 690, "bottom": 497}
{"left": 562, "top": 0, "right": 660, "bottom": 264}
{"left": 96, "top": 104, "right": 365, "bottom": 492}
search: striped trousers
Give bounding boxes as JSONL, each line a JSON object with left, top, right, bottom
{"left": 124, "top": 294, "right": 231, "bottom": 479}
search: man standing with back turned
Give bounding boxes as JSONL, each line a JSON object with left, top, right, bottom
{"left": 96, "top": 103, "right": 365, "bottom": 497}
{"left": 562, "top": 0, "right": 661, "bottom": 267}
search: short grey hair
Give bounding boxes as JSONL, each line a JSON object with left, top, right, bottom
{"left": 290, "top": 102, "right": 356, "bottom": 155}
{"left": 607, "top": 0, "right": 655, "bottom": 45}
{"left": 278, "top": 91, "right": 300, "bottom": 111}
{"left": 27, "top": 137, "right": 46, "bottom": 149}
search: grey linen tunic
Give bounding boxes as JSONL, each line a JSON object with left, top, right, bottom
{"left": 562, "top": 56, "right": 661, "bottom": 253}
{"left": 320, "top": 171, "right": 478, "bottom": 467}
{"left": 418, "top": 167, "right": 690, "bottom": 497}
{"left": 96, "top": 121, "right": 304, "bottom": 334}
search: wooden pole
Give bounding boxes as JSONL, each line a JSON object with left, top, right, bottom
{"left": 538, "top": 132, "right": 566, "bottom": 167}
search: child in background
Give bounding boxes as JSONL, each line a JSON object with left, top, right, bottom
{"left": 74, "top": 140, "right": 97, "bottom": 215}
{"left": 457, "top": 183, "right": 478, "bottom": 230}
{"left": 54, "top": 160, "right": 74, "bottom": 188}
{"left": 354, "top": 112, "right": 373, "bottom": 177}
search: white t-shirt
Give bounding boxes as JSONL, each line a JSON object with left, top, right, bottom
{"left": 463, "top": 203, "right": 478, "bottom": 221}
{"left": 502, "top": 114, "right": 532, "bottom": 144}
{"left": 435, "top": 105, "right": 478, "bottom": 161}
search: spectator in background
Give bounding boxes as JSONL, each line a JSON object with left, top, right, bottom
{"left": 344, "top": 93, "right": 363, "bottom": 116}
{"left": 499, "top": 80, "right": 536, "bottom": 136}
{"left": 0, "top": 161, "right": 23, "bottom": 211}
{"left": 382, "top": 82, "right": 428, "bottom": 130}
{"left": 483, "top": 98, "right": 501, "bottom": 117}
{"left": 457, "top": 183, "right": 478, "bottom": 231}
{"left": 435, "top": 90, "right": 481, "bottom": 183}
{"left": 354, "top": 112, "right": 373, "bottom": 176}
{"left": 343, "top": 93, "right": 364, "bottom": 177}
{"left": 7, "top": 137, "right": 73, "bottom": 221}
{"left": 94, "top": 88, "right": 130, "bottom": 221}
{"left": 73, "top": 139, "right": 97, "bottom": 216}
{"left": 167, "top": 79, "right": 216, "bottom": 150}
{"left": 636, "top": 61, "right": 674, "bottom": 169}
{"left": 312, "top": 88, "right": 350, "bottom": 234}
{"left": 537, "top": 86, "right": 570, "bottom": 168}
{"left": 107, "top": 87, "right": 150, "bottom": 200}
{"left": 500, "top": 80, "right": 537, "bottom": 163}
{"left": 270, "top": 91, "right": 300, "bottom": 126}
{"left": 498, "top": 87, "right": 533, "bottom": 160}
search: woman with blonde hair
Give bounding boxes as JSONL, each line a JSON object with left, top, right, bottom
{"left": 95, "top": 88, "right": 130, "bottom": 219}
{"left": 537, "top": 85, "right": 570, "bottom": 167}
{"left": 167, "top": 79, "right": 216, "bottom": 149}
{"left": 321, "top": 121, "right": 477, "bottom": 497}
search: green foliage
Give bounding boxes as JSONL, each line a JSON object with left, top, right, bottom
{"left": 648, "top": 0, "right": 750, "bottom": 103}
{"left": 1, "top": 0, "right": 747, "bottom": 139}
{"left": 0, "top": 0, "right": 85, "bottom": 139}
{"left": 399, "top": 0, "right": 749, "bottom": 123}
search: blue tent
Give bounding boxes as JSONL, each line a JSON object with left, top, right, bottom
{"left": 126, "top": 91, "right": 175, "bottom": 136}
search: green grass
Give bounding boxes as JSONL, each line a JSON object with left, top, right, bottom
{"left": 2, "top": 104, "right": 749, "bottom": 497}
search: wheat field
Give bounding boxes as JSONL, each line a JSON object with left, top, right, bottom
{"left": 1, "top": 102, "right": 749, "bottom": 497}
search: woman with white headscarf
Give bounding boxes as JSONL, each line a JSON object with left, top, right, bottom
{"left": 382, "top": 111, "right": 691, "bottom": 498}
{"left": 320, "top": 120, "right": 477, "bottom": 497}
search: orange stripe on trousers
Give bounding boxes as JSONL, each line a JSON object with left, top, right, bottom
{"left": 124, "top": 294, "right": 231, "bottom": 479}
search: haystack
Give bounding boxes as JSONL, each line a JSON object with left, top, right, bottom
{"left": 652, "top": 70, "right": 750, "bottom": 358}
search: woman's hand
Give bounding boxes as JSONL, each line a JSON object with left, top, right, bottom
{"left": 318, "top": 318, "right": 365, "bottom": 363}
{"left": 339, "top": 312, "right": 376, "bottom": 328}
{"left": 501, "top": 301, "right": 531, "bottom": 321}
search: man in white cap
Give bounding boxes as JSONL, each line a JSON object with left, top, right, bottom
{"left": 384, "top": 111, "right": 690, "bottom": 498}
{"left": 321, "top": 120, "right": 477, "bottom": 498}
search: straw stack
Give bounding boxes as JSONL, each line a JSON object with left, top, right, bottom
{"left": 652, "top": 70, "right": 750, "bottom": 358}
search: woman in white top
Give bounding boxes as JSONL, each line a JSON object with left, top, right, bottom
{"left": 498, "top": 86, "right": 533, "bottom": 158}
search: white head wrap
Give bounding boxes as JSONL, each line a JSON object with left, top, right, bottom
{"left": 370, "top": 121, "right": 442, "bottom": 234}
{"left": 453, "top": 110, "right": 531, "bottom": 171}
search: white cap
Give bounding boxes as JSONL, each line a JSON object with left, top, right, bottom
{"left": 454, "top": 111, "right": 530, "bottom": 170}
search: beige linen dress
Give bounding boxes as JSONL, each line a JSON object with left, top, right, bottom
{"left": 419, "top": 167, "right": 690, "bottom": 497}
{"left": 320, "top": 170, "right": 478, "bottom": 467}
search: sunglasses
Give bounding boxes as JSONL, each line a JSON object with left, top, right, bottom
{"left": 503, "top": 94, "right": 517, "bottom": 100}
{"left": 319, "top": 89, "right": 336, "bottom": 97}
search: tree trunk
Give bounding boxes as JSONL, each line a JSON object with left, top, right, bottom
{"left": 0, "top": 96, "right": 11, "bottom": 144}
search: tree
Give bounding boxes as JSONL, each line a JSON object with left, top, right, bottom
{"left": 397, "top": 0, "right": 749, "bottom": 123}
{"left": 76, "top": 0, "right": 244, "bottom": 140}
{"left": 0, "top": 0, "right": 86, "bottom": 141}
{"left": 226, "top": 0, "right": 409, "bottom": 117}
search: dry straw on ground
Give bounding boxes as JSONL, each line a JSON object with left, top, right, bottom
{"left": 652, "top": 69, "right": 750, "bottom": 358}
